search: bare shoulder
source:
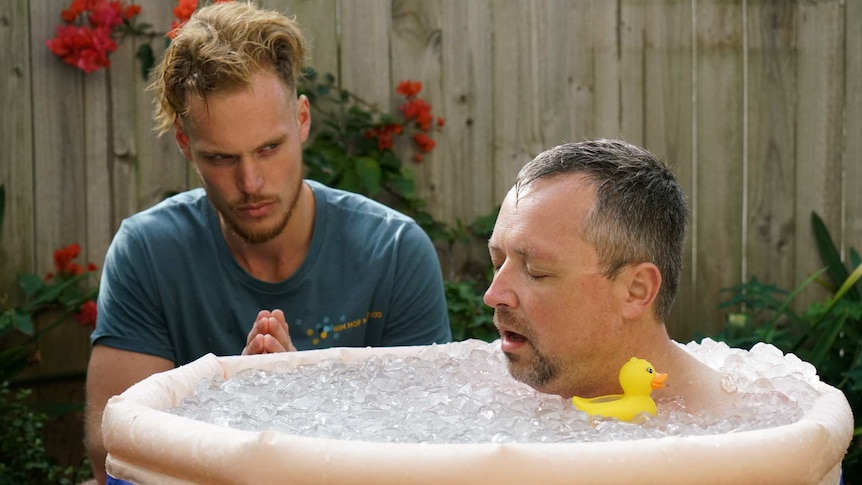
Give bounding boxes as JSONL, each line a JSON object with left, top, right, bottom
{"left": 657, "top": 347, "right": 740, "bottom": 413}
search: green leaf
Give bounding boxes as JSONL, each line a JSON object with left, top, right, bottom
{"left": 0, "top": 311, "right": 12, "bottom": 337}
{"left": 16, "top": 273, "right": 44, "bottom": 299}
{"left": 387, "top": 173, "right": 415, "bottom": 198}
{"left": 831, "top": 263, "right": 862, "bottom": 309}
{"left": 135, "top": 44, "right": 155, "bottom": 81}
{"left": 851, "top": 248, "right": 861, "bottom": 271}
{"left": 806, "top": 309, "right": 850, "bottom": 368}
{"left": 303, "top": 67, "right": 318, "bottom": 81}
{"left": 378, "top": 150, "right": 402, "bottom": 170}
{"left": 11, "top": 310, "right": 33, "bottom": 335}
{"left": 25, "top": 272, "right": 93, "bottom": 308}
{"left": 811, "top": 211, "right": 857, "bottom": 299}
{"left": 765, "top": 267, "right": 827, "bottom": 329}
{"left": 0, "top": 345, "right": 31, "bottom": 382}
{"left": 354, "top": 157, "right": 382, "bottom": 196}
{"left": 337, "top": 167, "right": 362, "bottom": 194}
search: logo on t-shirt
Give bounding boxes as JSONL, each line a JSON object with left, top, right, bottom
{"left": 301, "top": 311, "right": 383, "bottom": 346}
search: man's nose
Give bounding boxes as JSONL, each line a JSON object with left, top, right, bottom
{"left": 238, "top": 158, "right": 264, "bottom": 194}
{"left": 484, "top": 264, "right": 517, "bottom": 309}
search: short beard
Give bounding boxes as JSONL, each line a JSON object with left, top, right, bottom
{"left": 505, "top": 351, "right": 558, "bottom": 390}
{"left": 495, "top": 307, "right": 561, "bottom": 390}
{"left": 222, "top": 178, "right": 303, "bottom": 245}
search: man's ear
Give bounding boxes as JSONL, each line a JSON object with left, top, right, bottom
{"left": 175, "top": 120, "right": 192, "bottom": 160}
{"left": 620, "top": 262, "right": 662, "bottom": 320}
{"left": 296, "top": 94, "right": 311, "bottom": 143}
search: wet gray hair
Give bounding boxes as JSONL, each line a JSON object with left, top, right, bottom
{"left": 516, "top": 139, "right": 687, "bottom": 322}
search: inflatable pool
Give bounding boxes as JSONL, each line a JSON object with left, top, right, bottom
{"left": 102, "top": 340, "right": 853, "bottom": 484}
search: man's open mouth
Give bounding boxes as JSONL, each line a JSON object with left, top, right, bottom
{"left": 499, "top": 330, "right": 529, "bottom": 353}
{"left": 503, "top": 331, "right": 528, "bottom": 343}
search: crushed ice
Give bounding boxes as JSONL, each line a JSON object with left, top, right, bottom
{"left": 167, "top": 338, "right": 826, "bottom": 443}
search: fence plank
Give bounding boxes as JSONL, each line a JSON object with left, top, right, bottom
{"left": 693, "top": 0, "right": 745, "bottom": 337}
{"left": 592, "top": 0, "right": 621, "bottom": 139}
{"left": 438, "top": 0, "right": 495, "bottom": 226}
{"left": 134, "top": 0, "right": 192, "bottom": 213}
{"left": 390, "top": 0, "right": 445, "bottom": 220}
{"left": 83, "top": 70, "right": 114, "bottom": 270}
{"left": 794, "top": 0, "right": 845, "bottom": 300}
{"left": 847, "top": 0, "right": 862, "bottom": 259}
{"left": 106, "top": 41, "right": 137, "bottom": 243}
{"left": 619, "top": 0, "right": 645, "bottom": 144}
{"left": 278, "top": 0, "right": 339, "bottom": 78}
{"left": 566, "top": 0, "right": 595, "bottom": 141}
{"left": 745, "top": 1, "right": 796, "bottom": 292}
{"left": 339, "top": 0, "right": 392, "bottom": 109}
{"left": 643, "top": 1, "right": 695, "bottom": 340}
{"left": 30, "top": 1, "right": 88, "bottom": 273}
{"left": 532, "top": 0, "right": 581, "bottom": 147}
{"left": 0, "top": 0, "right": 34, "bottom": 304}
{"left": 489, "top": 2, "right": 542, "bottom": 202}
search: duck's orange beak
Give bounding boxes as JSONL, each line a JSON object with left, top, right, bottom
{"left": 651, "top": 372, "right": 667, "bottom": 390}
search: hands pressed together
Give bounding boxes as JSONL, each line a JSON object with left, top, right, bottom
{"left": 242, "top": 309, "right": 297, "bottom": 355}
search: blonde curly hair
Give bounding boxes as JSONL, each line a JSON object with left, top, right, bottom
{"left": 148, "top": 1, "right": 308, "bottom": 135}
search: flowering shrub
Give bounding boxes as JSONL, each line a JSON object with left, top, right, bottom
{"left": 45, "top": 0, "right": 142, "bottom": 73}
{"left": 0, "top": 238, "right": 99, "bottom": 383}
{"left": 365, "top": 80, "right": 445, "bottom": 162}
{"left": 302, "top": 71, "right": 448, "bottom": 237}
{"left": 46, "top": 0, "right": 236, "bottom": 74}
{"left": 1, "top": 242, "right": 99, "bottom": 332}
{"left": 46, "top": 243, "right": 100, "bottom": 329}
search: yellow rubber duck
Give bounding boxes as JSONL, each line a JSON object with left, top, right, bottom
{"left": 571, "top": 357, "right": 667, "bottom": 422}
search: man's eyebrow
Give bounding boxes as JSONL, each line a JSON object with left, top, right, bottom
{"left": 514, "top": 246, "right": 556, "bottom": 262}
{"left": 196, "top": 135, "right": 288, "bottom": 157}
{"left": 260, "top": 134, "right": 288, "bottom": 147}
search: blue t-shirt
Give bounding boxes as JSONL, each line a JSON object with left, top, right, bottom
{"left": 91, "top": 180, "right": 451, "bottom": 365}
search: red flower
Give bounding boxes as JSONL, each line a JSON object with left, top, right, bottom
{"left": 416, "top": 109, "right": 433, "bottom": 132}
{"left": 75, "top": 300, "right": 98, "bottom": 329}
{"left": 414, "top": 133, "right": 436, "bottom": 153}
{"left": 46, "top": 0, "right": 139, "bottom": 74}
{"left": 173, "top": 0, "right": 198, "bottom": 21}
{"left": 49, "top": 243, "right": 98, "bottom": 278}
{"left": 365, "top": 123, "right": 404, "bottom": 152}
{"left": 123, "top": 4, "right": 142, "bottom": 20}
{"left": 437, "top": 116, "right": 445, "bottom": 127}
{"left": 54, "top": 243, "right": 82, "bottom": 272}
{"left": 400, "top": 99, "right": 432, "bottom": 122}
{"left": 396, "top": 80, "right": 423, "bottom": 98}
{"left": 87, "top": 1, "right": 125, "bottom": 30}
{"left": 61, "top": 0, "right": 90, "bottom": 23}
{"left": 170, "top": 0, "right": 232, "bottom": 36}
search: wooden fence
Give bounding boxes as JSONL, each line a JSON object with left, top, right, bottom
{"left": 2, "top": 0, "right": 860, "bottom": 344}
